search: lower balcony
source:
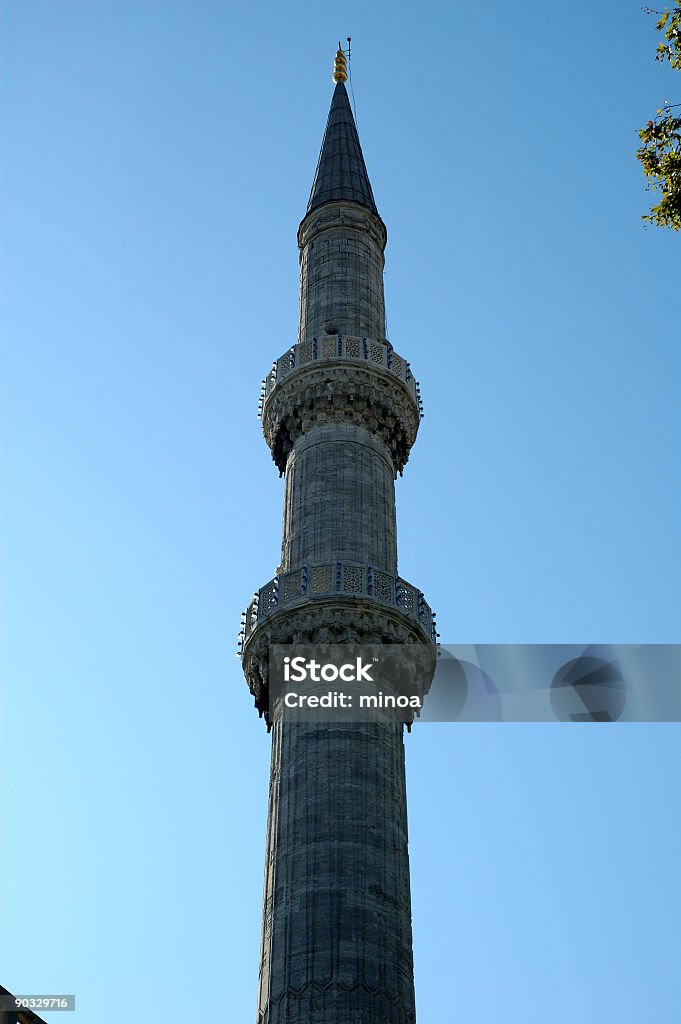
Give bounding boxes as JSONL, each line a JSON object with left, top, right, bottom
{"left": 239, "top": 561, "right": 436, "bottom": 654}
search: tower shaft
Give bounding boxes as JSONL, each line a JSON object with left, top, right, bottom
{"left": 297, "top": 205, "right": 387, "bottom": 345}
{"left": 259, "top": 720, "right": 415, "bottom": 1023}
{"left": 280, "top": 424, "right": 397, "bottom": 571}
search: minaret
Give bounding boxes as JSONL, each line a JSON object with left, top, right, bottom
{"left": 240, "top": 46, "right": 436, "bottom": 1024}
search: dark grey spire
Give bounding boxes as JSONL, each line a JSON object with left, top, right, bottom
{"left": 306, "top": 81, "right": 378, "bottom": 216}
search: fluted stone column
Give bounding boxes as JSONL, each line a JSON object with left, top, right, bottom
{"left": 280, "top": 423, "right": 397, "bottom": 572}
{"left": 241, "top": 63, "right": 435, "bottom": 1024}
{"left": 258, "top": 720, "right": 416, "bottom": 1024}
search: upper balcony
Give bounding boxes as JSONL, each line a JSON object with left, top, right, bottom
{"left": 258, "top": 335, "right": 424, "bottom": 421}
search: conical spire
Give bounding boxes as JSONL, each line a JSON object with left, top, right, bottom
{"left": 306, "top": 78, "right": 379, "bottom": 216}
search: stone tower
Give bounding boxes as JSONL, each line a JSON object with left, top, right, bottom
{"left": 239, "top": 47, "right": 436, "bottom": 1024}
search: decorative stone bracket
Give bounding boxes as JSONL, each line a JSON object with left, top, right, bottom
{"left": 239, "top": 594, "right": 437, "bottom": 728}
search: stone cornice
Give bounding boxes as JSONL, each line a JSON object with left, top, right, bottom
{"left": 262, "top": 362, "right": 420, "bottom": 475}
{"left": 297, "top": 200, "right": 387, "bottom": 254}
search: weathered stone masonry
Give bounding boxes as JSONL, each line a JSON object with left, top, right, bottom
{"left": 239, "top": 57, "right": 436, "bottom": 1024}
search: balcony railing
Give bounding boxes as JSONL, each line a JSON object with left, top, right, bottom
{"left": 258, "top": 336, "right": 424, "bottom": 420}
{"left": 239, "top": 561, "right": 436, "bottom": 654}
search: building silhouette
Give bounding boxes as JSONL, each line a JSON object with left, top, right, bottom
{"left": 240, "top": 46, "right": 436, "bottom": 1024}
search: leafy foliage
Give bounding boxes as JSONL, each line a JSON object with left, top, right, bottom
{"left": 638, "top": 4, "right": 681, "bottom": 229}
{"left": 646, "top": 3, "right": 681, "bottom": 68}
{"left": 637, "top": 105, "right": 681, "bottom": 229}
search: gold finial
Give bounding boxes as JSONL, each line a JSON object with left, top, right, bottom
{"left": 333, "top": 42, "right": 348, "bottom": 83}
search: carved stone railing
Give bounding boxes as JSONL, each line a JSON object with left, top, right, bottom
{"left": 238, "top": 561, "right": 436, "bottom": 653}
{"left": 258, "top": 336, "right": 424, "bottom": 419}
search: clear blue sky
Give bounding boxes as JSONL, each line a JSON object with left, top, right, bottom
{"left": 1, "top": 1, "right": 679, "bottom": 1021}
